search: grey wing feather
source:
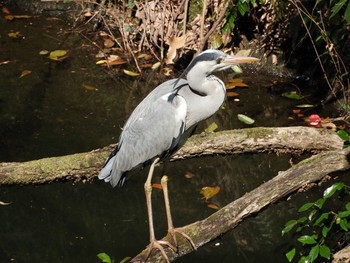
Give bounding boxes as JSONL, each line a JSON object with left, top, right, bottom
{"left": 99, "top": 80, "right": 188, "bottom": 187}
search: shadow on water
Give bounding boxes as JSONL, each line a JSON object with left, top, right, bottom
{"left": 0, "top": 7, "right": 346, "bottom": 263}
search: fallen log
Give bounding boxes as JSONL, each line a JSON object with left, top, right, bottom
{"left": 0, "top": 127, "right": 343, "bottom": 185}
{"left": 132, "top": 148, "right": 350, "bottom": 262}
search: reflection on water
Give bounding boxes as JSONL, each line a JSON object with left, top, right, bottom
{"left": 0, "top": 6, "right": 342, "bottom": 263}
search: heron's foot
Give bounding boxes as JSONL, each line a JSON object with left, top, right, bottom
{"left": 168, "top": 227, "right": 196, "bottom": 251}
{"left": 144, "top": 239, "right": 176, "bottom": 263}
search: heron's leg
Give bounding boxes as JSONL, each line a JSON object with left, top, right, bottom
{"left": 144, "top": 158, "right": 175, "bottom": 263}
{"left": 161, "top": 175, "right": 196, "bottom": 250}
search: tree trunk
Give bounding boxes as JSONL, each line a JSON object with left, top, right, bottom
{"left": 132, "top": 148, "right": 350, "bottom": 262}
{"left": 0, "top": 127, "right": 343, "bottom": 185}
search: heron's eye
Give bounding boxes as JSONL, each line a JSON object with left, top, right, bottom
{"left": 216, "top": 57, "right": 223, "bottom": 64}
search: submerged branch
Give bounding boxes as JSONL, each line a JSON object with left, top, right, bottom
{"left": 133, "top": 148, "right": 350, "bottom": 262}
{"left": 0, "top": 127, "right": 343, "bottom": 185}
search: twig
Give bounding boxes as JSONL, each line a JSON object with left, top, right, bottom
{"left": 198, "top": 0, "right": 230, "bottom": 53}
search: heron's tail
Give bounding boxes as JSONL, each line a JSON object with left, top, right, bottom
{"left": 98, "top": 155, "right": 126, "bottom": 187}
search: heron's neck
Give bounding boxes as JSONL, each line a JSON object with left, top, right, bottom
{"left": 180, "top": 73, "right": 226, "bottom": 128}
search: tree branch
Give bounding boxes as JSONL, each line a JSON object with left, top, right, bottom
{"left": 0, "top": 127, "right": 343, "bottom": 185}
{"left": 132, "top": 148, "right": 350, "bottom": 262}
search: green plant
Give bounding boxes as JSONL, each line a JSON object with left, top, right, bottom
{"left": 282, "top": 183, "right": 350, "bottom": 263}
{"left": 289, "top": 0, "right": 350, "bottom": 108}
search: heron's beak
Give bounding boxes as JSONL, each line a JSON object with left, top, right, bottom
{"left": 223, "top": 56, "right": 259, "bottom": 65}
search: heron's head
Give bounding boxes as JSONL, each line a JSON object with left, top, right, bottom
{"left": 185, "top": 49, "right": 258, "bottom": 77}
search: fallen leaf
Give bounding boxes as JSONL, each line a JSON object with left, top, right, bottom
{"left": 162, "top": 67, "right": 173, "bottom": 76}
{"left": 96, "top": 60, "right": 107, "bottom": 65}
{"left": 296, "top": 104, "right": 316, "bottom": 108}
{"left": 0, "top": 200, "right": 12, "bottom": 206}
{"left": 225, "top": 78, "right": 249, "bottom": 89}
{"left": 13, "top": 15, "right": 32, "bottom": 19}
{"left": 82, "top": 83, "right": 98, "bottom": 91}
{"left": 184, "top": 171, "right": 195, "bottom": 179}
{"left": 2, "top": 7, "right": 11, "bottom": 14}
{"left": 207, "top": 203, "right": 220, "bottom": 210}
{"left": 209, "top": 33, "right": 223, "bottom": 49}
{"left": 227, "top": 91, "right": 239, "bottom": 97}
{"left": 0, "top": 60, "right": 11, "bottom": 65}
{"left": 152, "top": 183, "right": 162, "bottom": 190}
{"left": 151, "top": 61, "right": 161, "bottom": 70}
{"left": 19, "top": 69, "right": 31, "bottom": 78}
{"left": 235, "top": 49, "right": 252, "bottom": 57}
{"left": 292, "top": 109, "right": 301, "bottom": 114}
{"left": 200, "top": 186, "right": 220, "bottom": 201}
{"left": 103, "top": 38, "right": 115, "bottom": 48}
{"left": 123, "top": 69, "right": 140, "bottom": 77}
{"left": 321, "top": 121, "right": 336, "bottom": 131}
{"left": 105, "top": 60, "right": 127, "bottom": 66}
{"left": 137, "top": 53, "right": 152, "bottom": 60}
{"left": 39, "top": 50, "right": 49, "bottom": 55}
{"left": 282, "top": 91, "right": 302, "bottom": 100}
{"left": 4, "top": 15, "right": 14, "bottom": 21}
{"left": 305, "top": 114, "right": 322, "bottom": 128}
{"left": 165, "top": 34, "right": 186, "bottom": 64}
{"left": 8, "top": 32, "right": 21, "bottom": 38}
{"left": 5, "top": 14, "right": 32, "bottom": 20}
{"left": 237, "top": 114, "right": 255, "bottom": 125}
{"left": 49, "top": 50, "right": 68, "bottom": 61}
{"left": 204, "top": 122, "right": 218, "bottom": 133}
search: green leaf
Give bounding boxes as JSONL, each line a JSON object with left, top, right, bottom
{"left": 337, "top": 130, "right": 350, "bottom": 141}
{"left": 314, "top": 198, "right": 326, "bottom": 209}
{"left": 346, "top": 202, "right": 350, "bottom": 211}
{"left": 299, "top": 256, "right": 310, "bottom": 263}
{"left": 309, "top": 245, "right": 319, "bottom": 262}
{"left": 282, "top": 220, "right": 298, "bottom": 235}
{"left": 282, "top": 91, "right": 302, "bottom": 100}
{"left": 339, "top": 210, "right": 350, "bottom": 218}
{"left": 298, "top": 216, "right": 308, "bottom": 223}
{"left": 297, "top": 235, "right": 318, "bottom": 245}
{"left": 97, "top": 253, "right": 111, "bottom": 263}
{"left": 319, "top": 245, "right": 331, "bottom": 259}
{"left": 308, "top": 209, "right": 317, "bottom": 221}
{"left": 330, "top": 0, "right": 347, "bottom": 18}
{"left": 323, "top": 183, "right": 344, "bottom": 199}
{"left": 345, "top": 3, "right": 350, "bottom": 24}
{"left": 322, "top": 222, "right": 333, "bottom": 238}
{"left": 237, "top": 114, "right": 255, "bottom": 125}
{"left": 298, "top": 202, "right": 314, "bottom": 212}
{"left": 339, "top": 218, "right": 348, "bottom": 231}
{"left": 314, "top": 212, "right": 329, "bottom": 226}
{"left": 285, "top": 248, "right": 296, "bottom": 262}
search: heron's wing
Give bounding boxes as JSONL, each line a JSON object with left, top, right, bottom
{"left": 100, "top": 91, "right": 187, "bottom": 187}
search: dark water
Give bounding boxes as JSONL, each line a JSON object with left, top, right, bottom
{"left": 0, "top": 8, "right": 345, "bottom": 263}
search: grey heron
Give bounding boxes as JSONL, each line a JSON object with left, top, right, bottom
{"left": 99, "top": 49, "right": 258, "bottom": 262}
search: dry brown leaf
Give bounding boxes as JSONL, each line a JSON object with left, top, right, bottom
{"left": 200, "top": 186, "right": 220, "bottom": 201}
{"left": 184, "top": 171, "right": 195, "bottom": 179}
{"left": 225, "top": 79, "right": 249, "bottom": 89}
{"left": 152, "top": 183, "right": 162, "bottom": 189}
{"left": 227, "top": 91, "right": 239, "bottom": 97}
{"left": 82, "top": 84, "right": 98, "bottom": 91}
{"left": 103, "top": 38, "right": 115, "bottom": 48}
{"left": 207, "top": 203, "right": 219, "bottom": 210}
{"left": 165, "top": 34, "right": 186, "bottom": 64}
{"left": 19, "top": 70, "right": 31, "bottom": 78}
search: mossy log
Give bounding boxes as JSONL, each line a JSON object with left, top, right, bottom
{"left": 132, "top": 148, "right": 350, "bottom": 262}
{"left": 0, "top": 127, "right": 343, "bottom": 185}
